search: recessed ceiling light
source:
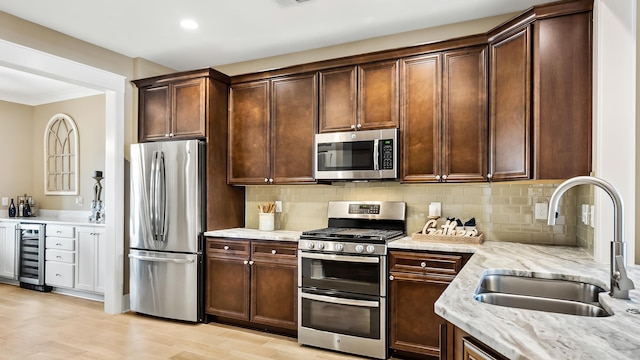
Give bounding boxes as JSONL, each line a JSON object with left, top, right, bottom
{"left": 180, "top": 19, "right": 198, "bottom": 30}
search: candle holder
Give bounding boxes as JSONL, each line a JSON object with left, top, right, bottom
{"left": 89, "top": 172, "right": 104, "bottom": 223}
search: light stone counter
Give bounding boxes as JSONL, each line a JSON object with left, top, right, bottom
{"left": 0, "top": 210, "right": 104, "bottom": 227}
{"left": 389, "top": 237, "right": 640, "bottom": 360}
{"left": 204, "top": 228, "right": 301, "bottom": 242}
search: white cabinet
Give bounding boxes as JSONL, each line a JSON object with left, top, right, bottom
{"left": 45, "top": 225, "right": 76, "bottom": 288}
{"left": 0, "top": 221, "right": 17, "bottom": 279}
{"left": 75, "top": 226, "right": 105, "bottom": 293}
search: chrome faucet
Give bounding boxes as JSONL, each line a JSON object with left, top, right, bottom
{"left": 547, "top": 176, "right": 635, "bottom": 299}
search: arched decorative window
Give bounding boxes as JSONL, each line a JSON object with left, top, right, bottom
{"left": 44, "top": 113, "right": 79, "bottom": 195}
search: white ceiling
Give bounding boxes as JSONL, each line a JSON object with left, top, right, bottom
{"left": 0, "top": 0, "right": 551, "bottom": 105}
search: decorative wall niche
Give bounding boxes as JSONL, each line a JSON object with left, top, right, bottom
{"left": 44, "top": 113, "right": 79, "bottom": 195}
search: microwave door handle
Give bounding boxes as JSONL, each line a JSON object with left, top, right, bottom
{"left": 373, "top": 139, "right": 379, "bottom": 170}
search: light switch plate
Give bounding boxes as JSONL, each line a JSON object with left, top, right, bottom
{"left": 1, "top": 197, "right": 7, "bottom": 206}
{"left": 75, "top": 196, "right": 83, "bottom": 206}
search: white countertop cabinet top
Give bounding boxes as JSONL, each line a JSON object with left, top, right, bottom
{"left": 203, "top": 228, "right": 301, "bottom": 242}
{"left": 389, "top": 237, "right": 640, "bottom": 360}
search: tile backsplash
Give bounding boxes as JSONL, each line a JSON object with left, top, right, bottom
{"left": 245, "top": 181, "right": 591, "bottom": 249}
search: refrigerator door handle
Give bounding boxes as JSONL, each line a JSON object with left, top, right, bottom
{"left": 128, "top": 253, "right": 195, "bottom": 264}
{"left": 150, "top": 150, "right": 158, "bottom": 240}
{"left": 156, "top": 151, "right": 167, "bottom": 241}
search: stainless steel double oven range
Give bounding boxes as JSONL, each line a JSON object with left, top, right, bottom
{"left": 298, "top": 201, "right": 406, "bottom": 359}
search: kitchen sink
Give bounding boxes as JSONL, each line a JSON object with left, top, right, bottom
{"left": 474, "top": 273, "right": 611, "bottom": 317}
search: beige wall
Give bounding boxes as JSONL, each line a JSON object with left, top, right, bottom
{"left": 0, "top": 95, "right": 106, "bottom": 212}
{"left": 216, "top": 13, "right": 515, "bottom": 76}
{"left": 32, "top": 95, "right": 106, "bottom": 210}
{"left": 0, "top": 100, "right": 34, "bottom": 204}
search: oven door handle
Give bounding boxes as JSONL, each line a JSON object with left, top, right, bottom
{"left": 301, "top": 291, "right": 380, "bottom": 308}
{"left": 299, "top": 251, "right": 380, "bottom": 264}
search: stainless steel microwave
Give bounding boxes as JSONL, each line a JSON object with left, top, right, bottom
{"left": 314, "top": 128, "right": 398, "bottom": 180}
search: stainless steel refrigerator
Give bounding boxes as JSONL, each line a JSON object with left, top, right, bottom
{"left": 129, "top": 139, "right": 205, "bottom": 322}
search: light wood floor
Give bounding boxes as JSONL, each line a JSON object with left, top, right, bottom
{"left": 0, "top": 283, "right": 366, "bottom": 360}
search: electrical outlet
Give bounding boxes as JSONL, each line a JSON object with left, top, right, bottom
{"left": 1, "top": 197, "right": 7, "bottom": 206}
{"left": 75, "top": 196, "right": 83, "bottom": 206}
{"left": 581, "top": 204, "right": 589, "bottom": 225}
{"left": 534, "top": 203, "right": 548, "bottom": 220}
{"left": 590, "top": 205, "right": 595, "bottom": 228}
{"left": 275, "top": 200, "right": 282, "bottom": 213}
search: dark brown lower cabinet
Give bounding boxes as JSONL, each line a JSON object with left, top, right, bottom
{"left": 205, "top": 238, "right": 297, "bottom": 333}
{"left": 447, "top": 324, "right": 508, "bottom": 360}
{"left": 389, "top": 251, "right": 470, "bottom": 359}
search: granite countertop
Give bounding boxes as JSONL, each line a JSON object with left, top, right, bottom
{"left": 0, "top": 210, "right": 104, "bottom": 227}
{"left": 390, "top": 237, "right": 640, "bottom": 359}
{"left": 204, "top": 228, "right": 301, "bottom": 242}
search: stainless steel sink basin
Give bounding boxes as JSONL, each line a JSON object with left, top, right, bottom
{"left": 474, "top": 274, "right": 611, "bottom": 317}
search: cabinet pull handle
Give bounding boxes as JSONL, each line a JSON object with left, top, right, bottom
{"left": 249, "top": 260, "right": 254, "bottom": 266}
{"left": 389, "top": 275, "right": 394, "bottom": 281}
{"left": 56, "top": 274, "right": 62, "bottom": 277}
{"left": 223, "top": 245, "right": 230, "bottom": 250}
{"left": 56, "top": 231, "right": 62, "bottom": 234}
{"left": 420, "top": 261, "right": 427, "bottom": 268}
{"left": 243, "top": 260, "right": 248, "bottom": 265}
{"left": 56, "top": 243, "right": 62, "bottom": 246}
{"left": 271, "top": 249, "right": 277, "bottom": 255}
{"left": 56, "top": 256, "right": 62, "bottom": 259}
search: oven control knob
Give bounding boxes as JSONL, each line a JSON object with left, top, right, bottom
{"left": 355, "top": 244, "right": 364, "bottom": 253}
{"left": 335, "top": 243, "right": 344, "bottom": 251}
{"left": 366, "top": 245, "right": 376, "bottom": 254}
{"left": 306, "top": 242, "right": 314, "bottom": 249}
{"left": 316, "top": 242, "right": 325, "bottom": 250}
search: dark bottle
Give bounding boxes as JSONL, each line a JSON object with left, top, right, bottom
{"left": 8, "top": 199, "right": 16, "bottom": 218}
{"left": 23, "top": 201, "right": 31, "bottom": 217}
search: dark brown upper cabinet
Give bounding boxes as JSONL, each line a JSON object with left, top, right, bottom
{"left": 533, "top": 10, "right": 592, "bottom": 179}
{"left": 135, "top": 76, "right": 206, "bottom": 142}
{"left": 488, "top": 26, "right": 532, "bottom": 181}
{"left": 228, "top": 73, "right": 318, "bottom": 185}
{"left": 401, "top": 45, "right": 487, "bottom": 183}
{"left": 319, "top": 59, "right": 399, "bottom": 133}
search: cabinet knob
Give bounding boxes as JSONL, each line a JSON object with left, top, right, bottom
{"left": 268, "top": 178, "right": 274, "bottom": 184}
{"left": 169, "top": 133, "right": 174, "bottom": 137}
{"left": 435, "top": 175, "right": 441, "bottom": 181}
{"left": 223, "top": 245, "right": 230, "bottom": 251}
{"left": 350, "top": 124, "right": 356, "bottom": 130}
{"left": 389, "top": 275, "right": 394, "bottom": 281}
{"left": 249, "top": 260, "right": 254, "bottom": 266}
{"left": 420, "top": 261, "right": 427, "bottom": 268}
{"left": 442, "top": 175, "right": 448, "bottom": 181}
{"left": 264, "top": 178, "right": 269, "bottom": 183}
{"left": 271, "top": 249, "right": 277, "bottom": 255}
{"left": 164, "top": 134, "right": 170, "bottom": 138}
{"left": 243, "top": 260, "right": 248, "bottom": 265}
{"left": 487, "top": 173, "right": 493, "bottom": 179}
{"left": 356, "top": 123, "right": 362, "bottom": 129}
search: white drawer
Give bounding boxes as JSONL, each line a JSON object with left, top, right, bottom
{"left": 46, "top": 249, "right": 75, "bottom": 263}
{"left": 46, "top": 237, "right": 75, "bottom": 251}
{"left": 45, "top": 261, "right": 74, "bottom": 288}
{"left": 46, "top": 225, "right": 75, "bottom": 238}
